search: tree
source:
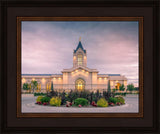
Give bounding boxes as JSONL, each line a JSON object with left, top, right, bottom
{"left": 108, "top": 83, "right": 111, "bottom": 92}
{"left": 23, "top": 83, "right": 29, "bottom": 90}
{"left": 51, "top": 81, "right": 53, "bottom": 91}
{"left": 127, "top": 84, "right": 135, "bottom": 91}
{"left": 61, "top": 90, "right": 66, "bottom": 105}
{"left": 112, "top": 88, "right": 117, "bottom": 92}
{"left": 119, "top": 84, "right": 125, "bottom": 91}
{"left": 31, "top": 80, "right": 38, "bottom": 93}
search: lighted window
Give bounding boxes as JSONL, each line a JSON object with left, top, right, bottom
{"left": 39, "top": 83, "right": 41, "bottom": 91}
{"left": 22, "top": 78, "right": 26, "bottom": 82}
{"left": 42, "top": 78, "right": 45, "bottom": 83}
{"left": 124, "top": 80, "right": 127, "bottom": 86}
{"left": 78, "top": 54, "right": 83, "bottom": 66}
{"left": 46, "top": 83, "right": 51, "bottom": 92}
{"left": 73, "top": 56, "right": 76, "bottom": 60}
{"left": 37, "top": 83, "right": 41, "bottom": 92}
{"left": 110, "top": 81, "right": 113, "bottom": 86}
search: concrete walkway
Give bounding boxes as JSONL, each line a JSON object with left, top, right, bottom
{"left": 21, "top": 94, "right": 139, "bottom": 113}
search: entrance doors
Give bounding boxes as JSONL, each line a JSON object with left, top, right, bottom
{"left": 75, "top": 78, "right": 85, "bottom": 91}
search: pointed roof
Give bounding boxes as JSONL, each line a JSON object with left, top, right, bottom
{"left": 74, "top": 41, "right": 86, "bottom": 53}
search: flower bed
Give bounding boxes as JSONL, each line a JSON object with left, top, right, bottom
{"left": 35, "top": 90, "right": 125, "bottom": 108}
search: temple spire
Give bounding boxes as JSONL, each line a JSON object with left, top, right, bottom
{"left": 74, "top": 37, "right": 86, "bottom": 54}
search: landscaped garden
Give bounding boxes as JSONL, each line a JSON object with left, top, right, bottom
{"left": 35, "top": 90, "right": 125, "bottom": 108}
{"left": 22, "top": 80, "right": 139, "bottom": 108}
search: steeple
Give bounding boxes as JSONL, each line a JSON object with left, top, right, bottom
{"left": 74, "top": 37, "right": 86, "bottom": 53}
{"left": 73, "top": 37, "right": 87, "bottom": 67}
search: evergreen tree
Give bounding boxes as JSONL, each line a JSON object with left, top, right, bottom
{"left": 51, "top": 81, "right": 53, "bottom": 91}
{"left": 23, "top": 83, "right": 29, "bottom": 90}
{"left": 119, "top": 84, "right": 125, "bottom": 91}
{"left": 127, "top": 84, "right": 135, "bottom": 91}
{"left": 31, "top": 80, "right": 38, "bottom": 93}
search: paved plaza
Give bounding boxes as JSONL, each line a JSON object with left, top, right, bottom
{"left": 22, "top": 94, "right": 139, "bottom": 113}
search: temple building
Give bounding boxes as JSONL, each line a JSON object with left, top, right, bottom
{"left": 22, "top": 39, "right": 127, "bottom": 93}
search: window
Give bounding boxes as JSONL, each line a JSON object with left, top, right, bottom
{"left": 75, "top": 78, "right": 85, "bottom": 91}
{"left": 46, "top": 83, "right": 51, "bottom": 92}
{"left": 110, "top": 81, "right": 113, "bottom": 86}
{"left": 36, "top": 83, "right": 41, "bottom": 92}
{"left": 77, "top": 54, "right": 83, "bottom": 66}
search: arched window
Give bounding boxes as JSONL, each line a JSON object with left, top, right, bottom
{"left": 77, "top": 54, "right": 83, "bottom": 66}
{"left": 37, "top": 83, "right": 41, "bottom": 92}
{"left": 75, "top": 78, "right": 85, "bottom": 91}
{"left": 46, "top": 83, "right": 51, "bottom": 92}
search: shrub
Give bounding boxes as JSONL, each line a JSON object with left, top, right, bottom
{"left": 108, "top": 97, "right": 118, "bottom": 104}
{"left": 36, "top": 96, "right": 43, "bottom": 102}
{"left": 115, "top": 96, "right": 125, "bottom": 104}
{"left": 97, "top": 98, "right": 108, "bottom": 107}
{"left": 50, "top": 97, "right": 61, "bottom": 106}
{"left": 74, "top": 98, "right": 88, "bottom": 106}
{"left": 119, "top": 84, "right": 125, "bottom": 91}
{"left": 127, "top": 84, "right": 135, "bottom": 91}
{"left": 103, "top": 91, "right": 115, "bottom": 101}
{"left": 60, "top": 91, "right": 67, "bottom": 105}
{"left": 112, "top": 88, "right": 117, "bottom": 92}
{"left": 47, "top": 90, "right": 58, "bottom": 97}
{"left": 66, "top": 90, "right": 79, "bottom": 103}
{"left": 41, "top": 96, "right": 51, "bottom": 104}
{"left": 114, "top": 92, "right": 126, "bottom": 96}
{"left": 91, "top": 101, "right": 97, "bottom": 107}
{"left": 34, "top": 92, "right": 47, "bottom": 96}
{"left": 23, "top": 83, "right": 30, "bottom": 90}
{"left": 79, "top": 90, "right": 90, "bottom": 99}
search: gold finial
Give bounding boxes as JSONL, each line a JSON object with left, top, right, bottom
{"left": 79, "top": 37, "right": 81, "bottom": 41}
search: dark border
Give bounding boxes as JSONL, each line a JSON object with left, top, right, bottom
{"left": 17, "top": 16, "right": 143, "bottom": 118}
{"left": 1, "top": 0, "right": 159, "bottom": 133}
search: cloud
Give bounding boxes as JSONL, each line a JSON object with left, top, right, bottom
{"left": 22, "top": 21, "right": 139, "bottom": 86}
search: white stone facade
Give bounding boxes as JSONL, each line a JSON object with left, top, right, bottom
{"left": 22, "top": 40, "right": 127, "bottom": 93}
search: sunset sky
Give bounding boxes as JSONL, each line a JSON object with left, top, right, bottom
{"left": 22, "top": 21, "right": 139, "bottom": 87}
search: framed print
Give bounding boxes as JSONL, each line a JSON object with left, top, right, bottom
{"left": 1, "top": 0, "right": 159, "bottom": 133}
{"left": 17, "top": 17, "right": 143, "bottom": 118}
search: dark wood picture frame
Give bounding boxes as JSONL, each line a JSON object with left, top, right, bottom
{"left": 1, "top": 0, "right": 159, "bottom": 133}
{"left": 17, "top": 16, "right": 143, "bottom": 118}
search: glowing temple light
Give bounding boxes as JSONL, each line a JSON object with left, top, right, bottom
{"left": 42, "top": 78, "right": 45, "bottom": 82}
{"left": 110, "top": 81, "right": 113, "bottom": 86}
{"left": 53, "top": 77, "right": 56, "bottom": 80}
{"left": 58, "top": 77, "right": 61, "bottom": 80}
{"left": 104, "top": 77, "right": 107, "bottom": 80}
{"left": 124, "top": 80, "right": 127, "bottom": 86}
{"left": 22, "top": 78, "right": 26, "bottom": 82}
{"left": 84, "top": 56, "right": 86, "bottom": 59}
{"left": 82, "top": 70, "right": 85, "bottom": 72}
{"left": 76, "top": 70, "right": 78, "bottom": 72}
{"left": 32, "top": 78, "right": 35, "bottom": 81}
{"left": 99, "top": 77, "right": 102, "bottom": 80}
